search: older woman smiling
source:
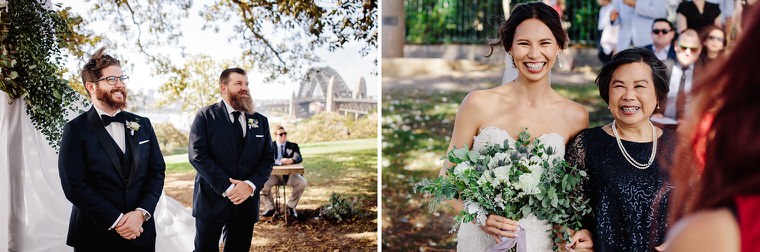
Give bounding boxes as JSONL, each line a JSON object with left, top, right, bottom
{"left": 566, "top": 47, "right": 678, "bottom": 251}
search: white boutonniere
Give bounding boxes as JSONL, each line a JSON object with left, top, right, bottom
{"left": 286, "top": 149, "right": 293, "bottom": 155}
{"left": 247, "top": 118, "right": 259, "bottom": 129}
{"left": 126, "top": 119, "right": 141, "bottom": 136}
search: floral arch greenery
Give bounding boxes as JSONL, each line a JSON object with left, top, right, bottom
{"left": 0, "top": 0, "right": 85, "bottom": 150}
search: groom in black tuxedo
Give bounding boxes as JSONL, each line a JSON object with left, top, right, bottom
{"left": 58, "top": 47, "right": 165, "bottom": 251}
{"left": 189, "top": 67, "right": 274, "bottom": 251}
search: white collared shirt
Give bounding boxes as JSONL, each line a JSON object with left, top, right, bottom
{"left": 653, "top": 44, "right": 671, "bottom": 61}
{"left": 223, "top": 99, "right": 246, "bottom": 138}
{"left": 664, "top": 63, "right": 694, "bottom": 119}
{"left": 93, "top": 106, "right": 125, "bottom": 153}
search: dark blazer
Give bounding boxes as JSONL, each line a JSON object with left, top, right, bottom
{"left": 188, "top": 101, "right": 274, "bottom": 223}
{"left": 273, "top": 141, "right": 302, "bottom": 164}
{"left": 643, "top": 44, "right": 676, "bottom": 61}
{"left": 58, "top": 106, "right": 165, "bottom": 248}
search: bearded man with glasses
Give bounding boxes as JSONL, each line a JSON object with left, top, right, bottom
{"left": 58, "top": 47, "right": 165, "bottom": 251}
{"left": 260, "top": 125, "right": 306, "bottom": 218}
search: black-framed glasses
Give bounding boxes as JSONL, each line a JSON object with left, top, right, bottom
{"left": 94, "top": 75, "right": 129, "bottom": 85}
{"left": 277, "top": 132, "right": 287, "bottom": 136}
{"left": 708, "top": 35, "right": 725, "bottom": 43}
{"left": 652, "top": 29, "right": 671, "bottom": 35}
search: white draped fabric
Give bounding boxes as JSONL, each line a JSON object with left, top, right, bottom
{"left": 0, "top": 92, "right": 194, "bottom": 251}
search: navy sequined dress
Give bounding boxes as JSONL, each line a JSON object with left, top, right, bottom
{"left": 566, "top": 126, "right": 676, "bottom": 252}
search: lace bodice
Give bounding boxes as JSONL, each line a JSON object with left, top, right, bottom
{"left": 473, "top": 127, "right": 565, "bottom": 158}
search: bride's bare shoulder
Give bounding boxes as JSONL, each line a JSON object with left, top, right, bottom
{"left": 559, "top": 97, "right": 589, "bottom": 130}
{"left": 459, "top": 88, "right": 503, "bottom": 109}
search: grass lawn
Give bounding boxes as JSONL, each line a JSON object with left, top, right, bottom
{"left": 163, "top": 138, "right": 378, "bottom": 205}
{"left": 381, "top": 83, "right": 609, "bottom": 251}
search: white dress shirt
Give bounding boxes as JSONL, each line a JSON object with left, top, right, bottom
{"left": 223, "top": 100, "right": 246, "bottom": 138}
{"left": 664, "top": 63, "right": 694, "bottom": 120}
{"left": 653, "top": 44, "right": 671, "bottom": 61}
{"left": 221, "top": 100, "right": 256, "bottom": 198}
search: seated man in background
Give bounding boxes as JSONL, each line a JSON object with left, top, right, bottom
{"left": 260, "top": 125, "right": 307, "bottom": 218}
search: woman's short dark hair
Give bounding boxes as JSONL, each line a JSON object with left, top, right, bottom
{"left": 595, "top": 47, "right": 670, "bottom": 105}
{"left": 487, "top": 2, "right": 567, "bottom": 56}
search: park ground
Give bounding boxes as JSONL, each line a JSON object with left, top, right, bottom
{"left": 163, "top": 138, "right": 378, "bottom": 251}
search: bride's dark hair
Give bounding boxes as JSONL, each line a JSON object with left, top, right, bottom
{"left": 486, "top": 2, "right": 567, "bottom": 57}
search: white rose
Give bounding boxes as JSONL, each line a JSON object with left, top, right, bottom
{"left": 493, "top": 165, "right": 511, "bottom": 185}
{"left": 453, "top": 162, "right": 473, "bottom": 177}
{"left": 516, "top": 173, "right": 541, "bottom": 195}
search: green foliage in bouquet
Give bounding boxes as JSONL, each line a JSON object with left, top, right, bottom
{"left": 415, "top": 129, "right": 592, "bottom": 246}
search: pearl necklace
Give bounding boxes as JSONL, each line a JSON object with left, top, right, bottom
{"left": 611, "top": 120, "right": 657, "bottom": 169}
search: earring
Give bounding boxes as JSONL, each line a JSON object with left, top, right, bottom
{"left": 607, "top": 106, "right": 610, "bottom": 109}
{"left": 508, "top": 53, "right": 516, "bottom": 68}
{"left": 657, "top": 104, "right": 660, "bottom": 110}
{"left": 557, "top": 53, "right": 563, "bottom": 68}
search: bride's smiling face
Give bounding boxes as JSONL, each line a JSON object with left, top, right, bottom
{"left": 510, "top": 19, "right": 559, "bottom": 82}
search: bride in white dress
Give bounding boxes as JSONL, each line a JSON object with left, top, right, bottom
{"left": 440, "top": 3, "right": 589, "bottom": 251}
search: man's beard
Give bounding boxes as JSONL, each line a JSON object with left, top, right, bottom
{"left": 95, "top": 85, "right": 127, "bottom": 110}
{"left": 228, "top": 90, "right": 253, "bottom": 113}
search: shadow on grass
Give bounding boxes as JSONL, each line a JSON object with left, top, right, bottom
{"left": 381, "top": 84, "right": 609, "bottom": 251}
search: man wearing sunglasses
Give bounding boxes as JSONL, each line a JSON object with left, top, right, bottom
{"left": 644, "top": 18, "right": 677, "bottom": 61}
{"left": 653, "top": 29, "right": 702, "bottom": 126}
{"left": 260, "top": 125, "right": 306, "bottom": 218}
{"left": 58, "top": 47, "right": 165, "bottom": 251}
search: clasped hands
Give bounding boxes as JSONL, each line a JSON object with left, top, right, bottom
{"left": 479, "top": 214, "right": 594, "bottom": 252}
{"left": 115, "top": 211, "right": 144, "bottom": 240}
{"left": 227, "top": 178, "right": 253, "bottom": 205}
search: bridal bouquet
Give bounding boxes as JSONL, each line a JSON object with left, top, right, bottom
{"left": 415, "top": 130, "right": 591, "bottom": 247}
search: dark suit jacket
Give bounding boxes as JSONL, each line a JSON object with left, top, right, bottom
{"left": 188, "top": 101, "right": 274, "bottom": 223}
{"left": 273, "top": 141, "right": 302, "bottom": 164}
{"left": 643, "top": 44, "right": 676, "bottom": 61}
{"left": 58, "top": 107, "right": 165, "bottom": 248}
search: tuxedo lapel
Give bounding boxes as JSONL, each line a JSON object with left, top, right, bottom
{"left": 86, "top": 107, "right": 126, "bottom": 180}
{"left": 214, "top": 101, "right": 242, "bottom": 156}
{"left": 125, "top": 114, "right": 140, "bottom": 188}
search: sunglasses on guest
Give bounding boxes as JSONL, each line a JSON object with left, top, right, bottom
{"left": 652, "top": 29, "right": 671, "bottom": 35}
{"left": 678, "top": 43, "right": 700, "bottom": 53}
{"left": 277, "top": 132, "right": 287, "bottom": 136}
{"left": 707, "top": 35, "right": 725, "bottom": 43}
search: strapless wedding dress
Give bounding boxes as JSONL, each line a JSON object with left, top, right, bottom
{"left": 456, "top": 127, "right": 565, "bottom": 252}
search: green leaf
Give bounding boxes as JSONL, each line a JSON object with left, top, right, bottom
{"left": 467, "top": 151, "right": 479, "bottom": 162}
{"left": 9, "top": 71, "right": 18, "bottom": 79}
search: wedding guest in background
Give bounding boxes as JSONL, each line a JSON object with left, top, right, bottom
{"left": 611, "top": 0, "right": 668, "bottom": 51}
{"left": 566, "top": 47, "right": 675, "bottom": 251}
{"left": 698, "top": 25, "right": 726, "bottom": 66}
{"left": 666, "top": 4, "right": 760, "bottom": 251}
{"left": 652, "top": 29, "right": 702, "bottom": 126}
{"left": 58, "top": 47, "right": 165, "bottom": 251}
{"left": 644, "top": 18, "right": 677, "bottom": 61}
{"left": 260, "top": 125, "right": 306, "bottom": 218}
{"left": 676, "top": 0, "right": 721, "bottom": 33}
{"left": 598, "top": 0, "right": 619, "bottom": 64}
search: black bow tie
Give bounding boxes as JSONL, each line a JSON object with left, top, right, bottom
{"left": 101, "top": 112, "right": 125, "bottom": 126}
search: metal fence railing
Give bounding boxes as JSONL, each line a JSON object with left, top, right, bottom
{"left": 404, "top": 0, "right": 600, "bottom": 46}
